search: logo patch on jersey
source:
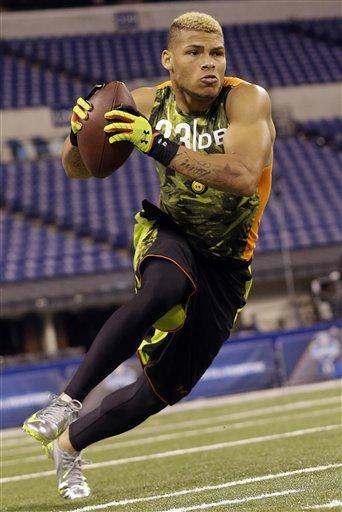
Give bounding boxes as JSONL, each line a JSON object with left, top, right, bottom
{"left": 155, "top": 119, "right": 226, "bottom": 152}
{"left": 191, "top": 181, "right": 207, "bottom": 194}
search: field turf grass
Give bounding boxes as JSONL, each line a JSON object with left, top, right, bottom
{"left": 1, "top": 380, "right": 341, "bottom": 512}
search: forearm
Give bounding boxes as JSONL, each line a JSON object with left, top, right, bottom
{"left": 61, "top": 138, "right": 92, "bottom": 180}
{"left": 168, "top": 146, "right": 256, "bottom": 196}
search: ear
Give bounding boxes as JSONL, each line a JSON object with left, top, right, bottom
{"left": 161, "top": 49, "right": 173, "bottom": 72}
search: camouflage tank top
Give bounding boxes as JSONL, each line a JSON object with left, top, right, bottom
{"left": 149, "top": 76, "right": 272, "bottom": 261}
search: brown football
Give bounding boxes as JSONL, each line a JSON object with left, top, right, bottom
{"left": 77, "top": 81, "right": 136, "bottom": 178}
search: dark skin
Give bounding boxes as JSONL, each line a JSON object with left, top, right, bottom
{"left": 62, "top": 29, "right": 275, "bottom": 196}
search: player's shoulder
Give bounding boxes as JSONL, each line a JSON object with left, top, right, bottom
{"left": 226, "top": 78, "right": 270, "bottom": 109}
{"left": 131, "top": 81, "right": 172, "bottom": 118}
{"left": 225, "top": 78, "right": 271, "bottom": 119}
{"left": 131, "top": 80, "right": 173, "bottom": 118}
{"left": 131, "top": 86, "right": 158, "bottom": 118}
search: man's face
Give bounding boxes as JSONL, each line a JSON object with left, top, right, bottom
{"left": 163, "top": 30, "right": 226, "bottom": 102}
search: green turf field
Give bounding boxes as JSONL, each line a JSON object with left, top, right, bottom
{"left": 1, "top": 380, "right": 341, "bottom": 512}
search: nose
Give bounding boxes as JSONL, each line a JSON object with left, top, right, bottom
{"left": 201, "top": 61, "right": 215, "bottom": 70}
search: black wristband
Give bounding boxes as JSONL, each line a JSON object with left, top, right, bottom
{"left": 148, "top": 133, "right": 179, "bottom": 167}
{"left": 69, "top": 130, "right": 78, "bottom": 147}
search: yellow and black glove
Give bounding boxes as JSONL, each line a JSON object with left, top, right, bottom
{"left": 104, "top": 106, "right": 179, "bottom": 167}
{"left": 69, "top": 85, "right": 104, "bottom": 146}
{"left": 69, "top": 97, "right": 92, "bottom": 146}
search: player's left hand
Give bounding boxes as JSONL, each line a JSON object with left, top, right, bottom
{"left": 104, "top": 106, "right": 155, "bottom": 153}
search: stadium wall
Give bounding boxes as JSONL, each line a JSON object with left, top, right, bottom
{"left": 2, "top": 0, "right": 340, "bottom": 39}
{"left": 2, "top": 320, "right": 341, "bottom": 428}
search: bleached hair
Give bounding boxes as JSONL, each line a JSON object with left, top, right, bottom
{"left": 168, "top": 12, "right": 223, "bottom": 48}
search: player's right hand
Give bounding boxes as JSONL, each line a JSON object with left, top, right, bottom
{"left": 71, "top": 97, "right": 92, "bottom": 134}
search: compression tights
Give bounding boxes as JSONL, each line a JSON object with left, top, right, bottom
{"left": 69, "top": 371, "right": 165, "bottom": 451}
{"left": 64, "top": 257, "right": 189, "bottom": 403}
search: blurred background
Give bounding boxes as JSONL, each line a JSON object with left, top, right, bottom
{"left": 1, "top": 0, "right": 341, "bottom": 428}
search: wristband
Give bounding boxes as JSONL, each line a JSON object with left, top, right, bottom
{"left": 148, "top": 133, "right": 179, "bottom": 167}
{"left": 69, "top": 130, "right": 78, "bottom": 147}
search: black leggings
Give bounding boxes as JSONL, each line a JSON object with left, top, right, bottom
{"left": 65, "top": 258, "right": 188, "bottom": 402}
{"left": 70, "top": 372, "right": 165, "bottom": 451}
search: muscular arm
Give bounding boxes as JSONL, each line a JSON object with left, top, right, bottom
{"left": 168, "top": 84, "right": 275, "bottom": 196}
{"left": 169, "top": 147, "right": 253, "bottom": 195}
{"left": 61, "top": 138, "right": 92, "bottom": 179}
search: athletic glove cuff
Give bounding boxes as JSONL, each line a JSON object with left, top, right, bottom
{"left": 69, "top": 130, "right": 78, "bottom": 147}
{"left": 148, "top": 133, "right": 179, "bottom": 168}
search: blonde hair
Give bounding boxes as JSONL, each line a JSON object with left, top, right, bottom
{"left": 168, "top": 12, "right": 223, "bottom": 48}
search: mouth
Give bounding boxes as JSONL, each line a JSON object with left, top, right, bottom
{"left": 200, "top": 75, "right": 218, "bottom": 85}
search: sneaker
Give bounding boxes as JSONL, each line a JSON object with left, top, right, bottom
{"left": 22, "top": 395, "right": 82, "bottom": 445}
{"left": 46, "top": 440, "right": 91, "bottom": 500}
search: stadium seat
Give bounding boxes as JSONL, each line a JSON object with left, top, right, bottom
{"left": 1, "top": 128, "right": 341, "bottom": 282}
{"left": 1, "top": 210, "right": 131, "bottom": 281}
{"left": 2, "top": 19, "right": 341, "bottom": 108}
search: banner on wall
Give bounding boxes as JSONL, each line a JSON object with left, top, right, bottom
{"left": 1, "top": 358, "right": 139, "bottom": 429}
{"left": 276, "top": 324, "right": 341, "bottom": 385}
{"left": 114, "top": 11, "right": 140, "bottom": 32}
{"left": 2, "top": 321, "right": 341, "bottom": 428}
{"left": 186, "top": 338, "right": 278, "bottom": 400}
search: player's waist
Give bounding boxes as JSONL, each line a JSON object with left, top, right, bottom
{"left": 159, "top": 206, "right": 253, "bottom": 263}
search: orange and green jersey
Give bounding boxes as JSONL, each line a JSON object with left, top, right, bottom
{"left": 149, "top": 76, "right": 272, "bottom": 261}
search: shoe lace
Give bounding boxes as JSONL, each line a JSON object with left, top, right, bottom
{"left": 62, "top": 453, "right": 91, "bottom": 488}
{"left": 40, "top": 394, "right": 82, "bottom": 423}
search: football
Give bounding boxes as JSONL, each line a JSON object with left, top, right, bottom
{"left": 77, "top": 81, "right": 136, "bottom": 178}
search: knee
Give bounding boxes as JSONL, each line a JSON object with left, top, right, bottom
{"left": 140, "top": 382, "right": 166, "bottom": 416}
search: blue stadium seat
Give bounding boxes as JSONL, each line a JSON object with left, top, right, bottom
{"left": 2, "top": 19, "right": 341, "bottom": 108}
{"left": 2, "top": 127, "right": 341, "bottom": 277}
{"left": 297, "top": 118, "right": 342, "bottom": 149}
{"left": 257, "top": 135, "right": 341, "bottom": 252}
{"left": 1, "top": 211, "right": 130, "bottom": 281}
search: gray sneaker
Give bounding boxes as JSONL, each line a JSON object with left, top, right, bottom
{"left": 46, "top": 440, "right": 91, "bottom": 500}
{"left": 22, "top": 395, "right": 82, "bottom": 445}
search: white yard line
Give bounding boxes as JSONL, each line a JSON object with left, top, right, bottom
{"left": 160, "top": 379, "right": 341, "bottom": 415}
{"left": 1, "top": 444, "right": 44, "bottom": 456}
{"left": 303, "top": 501, "right": 342, "bottom": 509}
{"left": 2, "top": 437, "right": 37, "bottom": 448}
{"left": 1, "top": 424, "right": 340, "bottom": 483}
{"left": 4, "top": 395, "right": 340, "bottom": 454}
{"left": 84, "top": 405, "right": 342, "bottom": 453}
{"left": 2, "top": 379, "right": 340, "bottom": 442}
{"left": 99, "top": 396, "right": 342, "bottom": 439}
{"left": 3, "top": 406, "right": 340, "bottom": 466}
{"left": 60, "top": 463, "right": 341, "bottom": 512}
{"left": 155, "top": 489, "right": 304, "bottom": 512}
{"left": 2, "top": 454, "right": 45, "bottom": 467}
{"left": 2, "top": 437, "right": 38, "bottom": 448}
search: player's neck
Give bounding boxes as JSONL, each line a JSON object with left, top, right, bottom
{"left": 172, "top": 85, "right": 214, "bottom": 115}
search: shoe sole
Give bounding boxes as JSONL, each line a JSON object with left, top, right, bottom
{"left": 22, "top": 422, "right": 51, "bottom": 446}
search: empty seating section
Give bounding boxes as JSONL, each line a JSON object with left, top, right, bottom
{"left": 2, "top": 18, "right": 341, "bottom": 108}
{"left": 298, "top": 118, "right": 342, "bottom": 149}
{"left": 2, "top": 18, "right": 341, "bottom": 281}
{"left": 287, "top": 18, "right": 341, "bottom": 44}
{"left": 2, "top": 133, "right": 341, "bottom": 281}
{"left": 2, "top": 211, "right": 131, "bottom": 282}
{"left": 2, "top": 55, "right": 88, "bottom": 108}
{"left": 226, "top": 22, "right": 341, "bottom": 87}
{"left": 1, "top": 151, "right": 159, "bottom": 247}
{"left": 259, "top": 137, "right": 341, "bottom": 251}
